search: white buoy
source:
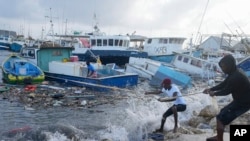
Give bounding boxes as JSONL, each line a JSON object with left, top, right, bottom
{"left": 208, "top": 79, "right": 215, "bottom": 86}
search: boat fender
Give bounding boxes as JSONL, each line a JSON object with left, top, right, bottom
{"left": 208, "top": 79, "right": 215, "bottom": 86}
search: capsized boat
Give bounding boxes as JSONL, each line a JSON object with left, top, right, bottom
{"left": 1, "top": 54, "right": 45, "bottom": 84}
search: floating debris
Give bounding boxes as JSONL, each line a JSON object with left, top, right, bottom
{"left": 0, "top": 81, "right": 129, "bottom": 109}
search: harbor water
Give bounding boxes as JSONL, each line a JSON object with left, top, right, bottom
{"left": 0, "top": 50, "right": 212, "bottom": 141}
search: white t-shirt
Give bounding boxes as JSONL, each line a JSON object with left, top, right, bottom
{"left": 161, "top": 84, "right": 186, "bottom": 105}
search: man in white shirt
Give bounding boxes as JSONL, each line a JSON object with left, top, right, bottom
{"left": 145, "top": 78, "right": 187, "bottom": 133}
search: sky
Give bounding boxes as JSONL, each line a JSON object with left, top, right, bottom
{"left": 0, "top": 0, "right": 250, "bottom": 42}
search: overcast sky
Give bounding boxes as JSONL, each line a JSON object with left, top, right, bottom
{"left": 0, "top": 0, "right": 250, "bottom": 40}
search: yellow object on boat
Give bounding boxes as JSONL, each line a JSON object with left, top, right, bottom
{"left": 62, "top": 58, "right": 69, "bottom": 62}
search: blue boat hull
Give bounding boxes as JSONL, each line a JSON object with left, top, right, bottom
{"left": 44, "top": 71, "right": 138, "bottom": 91}
{"left": 10, "top": 42, "right": 23, "bottom": 52}
{"left": 237, "top": 56, "right": 250, "bottom": 77}
{"left": 150, "top": 65, "right": 192, "bottom": 88}
{"left": 1, "top": 55, "right": 45, "bottom": 84}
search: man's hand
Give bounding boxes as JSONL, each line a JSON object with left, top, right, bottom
{"left": 203, "top": 88, "right": 215, "bottom": 97}
{"left": 158, "top": 98, "right": 163, "bottom": 102}
{"left": 203, "top": 88, "right": 210, "bottom": 94}
{"left": 208, "top": 91, "right": 215, "bottom": 97}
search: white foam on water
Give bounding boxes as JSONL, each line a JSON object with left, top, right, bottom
{"left": 0, "top": 50, "right": 218, "bottom": 141}
{"left": 96, "top": 85, "right": 214, "bottom": 141}
{"left": 44, "top": 131, "right": 69, "bottom": 141}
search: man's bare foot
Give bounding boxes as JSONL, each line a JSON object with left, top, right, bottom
{"left": 154, "top": 128, "right": 163, "bottom": 133}
{"left": 206, "top": 135, "right": 217, "bottom": 141}
{"left": 173, "top": 126, "right": 178, "bottom": 133}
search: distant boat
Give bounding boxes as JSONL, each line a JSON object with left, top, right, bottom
{"left": 0, "top": 29, "right": 16, "bottom": 50}
{"left": 20, "top": 44, "right": 139, "bottom": 91}
{"left": 0, "top": 36, "right": 13, "bottom": 50}
{"left": 143, "top": 37, "right": 187, "bottom": 63}
{"left": 1, "top": 54, "right": 45, "bottom": 84}
{"left": 10, "top": 35, "right": 35, "bottom": 52}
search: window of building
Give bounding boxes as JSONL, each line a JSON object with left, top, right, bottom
{"left": 52, "top": 50, "right": 62, "bottom": 56}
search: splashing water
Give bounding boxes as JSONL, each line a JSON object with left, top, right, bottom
{"left": 0, "top": 50, "right": 215, "bottom": 141}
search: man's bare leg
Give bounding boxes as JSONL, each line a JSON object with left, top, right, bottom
{"left": 172, "top": 106, "right": 178, "bottom": 133}
{"left": 217, "top": 119, "right": 225, "bottom": 141}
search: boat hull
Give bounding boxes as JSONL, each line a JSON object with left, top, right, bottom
{"left": 2, "top": 72, "right": 45, "bottom": 84}
{"left": 1, "top": 55, "right": 45, "bottom": 84}
{"left": 0, "top": 43, "right": 10, "bottom": 50}
{"left": 149, "top": 55, "right": 175, "bottom": 63}
{"left": 10, "top": 42, "right": 23, "bottom": 52}
{"left": 44, "top": 71, "right": 138, "bottom": 91}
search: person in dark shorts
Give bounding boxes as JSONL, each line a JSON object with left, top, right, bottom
{"left": 203, "top": 54, "right": 250, "bottom": 141}
{"left": 145, "top": 78, "right": 187, "bottom": 133}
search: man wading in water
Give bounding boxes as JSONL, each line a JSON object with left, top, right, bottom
{"left": 145, "top": 78, "right": 187, "bottom": 133}
{"left": 203, "top": 54, "right": 250, "bottom": 141}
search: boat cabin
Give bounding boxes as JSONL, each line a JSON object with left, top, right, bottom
{"left": 144, "top": 37, "right": 186, "bottom": 56}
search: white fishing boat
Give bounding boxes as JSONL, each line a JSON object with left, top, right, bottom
{"left": 55, "top": 25, "right": 148, "bottom": 67}
{"left": 143, "top": 37, "right": 187, "bottom": 63}
{"left": 126, "top": 57, "right": 192, "bottom": 88}
{"left": 0, "top": 29, "right": 16, "bottom": 50}
{"left": 171, "top": 52, "right": 222, "bottom": 79}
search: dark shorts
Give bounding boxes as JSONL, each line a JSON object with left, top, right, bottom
{"left": 217, "top": 101, "right": 250, "bottom": 125}
{"left": 163, "top": 104, "right": 186, "bottom": 118}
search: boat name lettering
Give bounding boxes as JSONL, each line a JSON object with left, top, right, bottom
{"left": 154, "top": 47, "right": 167, "bottom": 53}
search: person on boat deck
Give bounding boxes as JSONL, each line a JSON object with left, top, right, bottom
{"left": 203, "top": 54, "right": 250, "bottom": 141}
{"left": 145, "top": 78, "right": 187, "bottom": 133}
{"left": 86, "top": 61, "right": 97, "bottom": 78}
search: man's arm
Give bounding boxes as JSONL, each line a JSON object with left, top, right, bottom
{"left": 145, "top": 90, "right": 162, "bottom": 95}
{"left": 158, "top": 92, "right": 178, "bottom": 102}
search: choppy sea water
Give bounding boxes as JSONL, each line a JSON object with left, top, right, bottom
{"left": 0, "top": 50, "right": 213, "bottom": 141}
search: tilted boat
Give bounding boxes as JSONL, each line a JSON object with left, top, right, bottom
{"left": 1, "top": 54, "right": 45, "bottom": 84}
